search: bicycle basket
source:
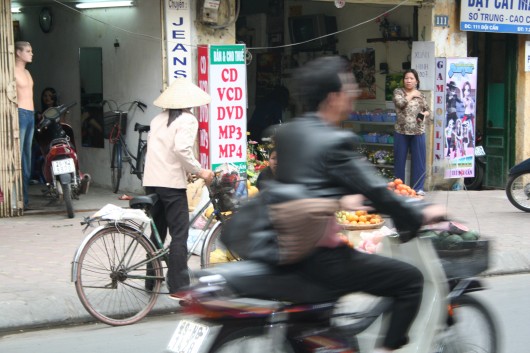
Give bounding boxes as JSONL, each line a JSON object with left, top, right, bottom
{"left": 209, "top": 171, "right": 248, "bottom": 213}
{"left": 103, "top": 111, "right": 127, "bottom": 138}
{"left": 434, "top": 240, "right": 489, "bottom": 279}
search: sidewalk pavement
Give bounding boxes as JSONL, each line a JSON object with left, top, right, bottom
{"left": 1, "top": 184, "right": 530, "bottom": 334}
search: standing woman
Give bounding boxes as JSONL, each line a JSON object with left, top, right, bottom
{"left": 392, "top": 69, "right": 431, "bottom": 196}
{"left": 143, "top": 79, "right": 214, "bottom": 296}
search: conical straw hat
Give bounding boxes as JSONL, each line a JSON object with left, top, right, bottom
{"left": 153, "top": 78, "right": 211, "bottom": 109}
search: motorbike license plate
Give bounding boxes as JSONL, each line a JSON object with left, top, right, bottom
{"left": 165, "top": 319, "right": 220, "bottom": 353}
{"left": 52, "top": 158, "right": 75, "bottom": 175}
{"left": 474, "top": 146, "right": 486, "bottom": 157}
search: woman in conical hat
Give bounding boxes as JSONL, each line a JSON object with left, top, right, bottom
{"left": 143, "top": 78, "right": 214, "bottom": 296}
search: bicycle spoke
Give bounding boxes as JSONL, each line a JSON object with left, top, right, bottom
{"left": 75, "top": 226, "right": 164, "bottom": 325}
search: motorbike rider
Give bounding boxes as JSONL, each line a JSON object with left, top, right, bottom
{"left": 273, "top": 56, "right": 447, "bottom": 353}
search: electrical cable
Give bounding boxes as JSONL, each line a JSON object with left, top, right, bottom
{"left": 50, "top": 0, "right": 412, "bottom": 59}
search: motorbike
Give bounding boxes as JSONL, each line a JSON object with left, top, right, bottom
{"left": 36, "top": 102, "right": 90, "bottom": 218}
{"left": 463, "top": 130, "right": 486, "bottom": 190}
{"left": 505, "top": 157, "right": 530, "bottom": 212}
{"left": 162, "top": 224, "right": 497, "bottom": 353}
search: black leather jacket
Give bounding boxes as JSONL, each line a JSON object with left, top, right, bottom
{"left": 274, "top": 114, "right": 424, "bottom": 233}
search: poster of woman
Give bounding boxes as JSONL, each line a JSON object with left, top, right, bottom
{"left": 442, "top": 57, "right": 478, "bottom": 178}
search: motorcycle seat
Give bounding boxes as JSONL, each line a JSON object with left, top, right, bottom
{"left": 50, "top": 137, "right": 70, "bottom": 147}
{"left": 129, "top": 194, "right": 158, "bottom": 210}
{"left": 194, "top": 260, "right": 341, "bottom": 304}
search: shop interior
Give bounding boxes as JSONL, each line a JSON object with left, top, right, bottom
{"left": 238, "top": 0, "right": 419, "bottom": 182}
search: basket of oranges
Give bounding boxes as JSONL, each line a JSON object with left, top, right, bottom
{"left": 336, "top": 210, "right": 385, "bottom": 230}
{"left": 387, "top": 178, "right": 420, "bottom": 198}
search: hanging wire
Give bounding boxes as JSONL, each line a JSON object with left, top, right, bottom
{"left": 50, "top": 0, "right": 412, "bottom": 54}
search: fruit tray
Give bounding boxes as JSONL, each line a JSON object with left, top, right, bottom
{"left": 339, "top": 219, "right": 385, "bottom": 231}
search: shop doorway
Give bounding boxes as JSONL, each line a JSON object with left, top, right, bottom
{"left": 474, "top": 33, "right": 517, "bottom": 189}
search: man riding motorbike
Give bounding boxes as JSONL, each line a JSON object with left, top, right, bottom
{"left": 269, "top": 56, "right": 447, "bottom": 353}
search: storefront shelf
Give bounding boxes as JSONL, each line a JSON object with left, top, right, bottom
{"left": 343, "top": 121, "right": 395, "bottom": 126}
{"left": 362, "top": 142, "right": 393, "bottom": 147}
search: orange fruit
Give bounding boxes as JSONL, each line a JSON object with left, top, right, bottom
{"left": 370, "top": 218, "right": 378, "bottom": 224}
{"left": 388, "top": 181, "right": 395, "bottom": 189}
{"left": 358, "top": 215, "right": 367, "bottom": 222}
{"left": 394, "top": 178, "right": 403, "bottom": 185}
{"left": 410, "top": 190, "right": 417, "bottom": 196}
{"left": 400, "top": 189, "right": 409, "bottom": 196}
{"left": 394, "top": 189, "right": 401, "bottom": 194}
{"left": 355, "top": 210, "right": 367, "bottom": 216}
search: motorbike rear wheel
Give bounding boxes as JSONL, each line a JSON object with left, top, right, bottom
{"left": 506, "top": 171, "right": 530, "bottom": 212}
{"left": 438, "top": 294, "right": 498, "bottom": 353}
{"left": 62, "top": 182, "right": 74, "bottom": 218}
{"left": 208, "top": 327, "right": 295, "bottom": 353}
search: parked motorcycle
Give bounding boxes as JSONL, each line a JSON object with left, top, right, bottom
{"left": 506, "top": 157, "right": 530, "bottom": 212}
{"left": 464, "top": 130, "right": 486, "bottom": 190}
{"left": 36, "top": 102, "right": 90, "bottom": 218}
{"left": 163, "top": 224, "right": 497, "bottom": 353}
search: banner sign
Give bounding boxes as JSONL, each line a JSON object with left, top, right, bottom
{"left": 411, "top": 41, "right": 435, "bottom": 91}
{"left": 197, "top": 44, "right": 247, "bottom": 172}
{"left": 198, "top": 45, "right": 210, "bottom": 169}
{"left": 461, "top": 0, "right": 530, "bottom": 34}
{"left": 164, "top": 0, "right": 192, "bottom": 82}
{"left": 435, "top": 57, "right": 479, "bottom": 179}
{"left": 433, "top": 58, "right": 446, "bottom": 173}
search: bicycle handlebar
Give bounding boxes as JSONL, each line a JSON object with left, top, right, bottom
{"left": 101, "top": 100, "right": 148, "bottom": 113}
{"left": 135, "top": 101, "right": 147, "bottom": 112}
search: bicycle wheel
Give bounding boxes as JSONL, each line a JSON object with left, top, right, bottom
{"left": 438, "top": 294, "right": 498, "bottom": 353}
{"left": 209, "top": 327, "right": 295, "bottom": 353}
{"left": 74, "top": 225, "right": 164, "bottom": 326}
{"left": 136, "top": 144, "right": 147, "bottom": 181}
{"left": 200, "top": 224, "right": 240, "bottom": 268}
{"left": 111, "top": 143, "right": 122, "bottom": 194}
{"left": 506, "top": 171, "right": 530, "bottom": 212}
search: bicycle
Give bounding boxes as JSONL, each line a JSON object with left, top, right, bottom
{"left": 71, "top": 172, "right": 244, "bottom": 326}
{"left": 103, "top": 100, "right": 149, "bottom": 193}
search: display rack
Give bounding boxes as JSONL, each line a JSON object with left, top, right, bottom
{"left": 341, "top": 119, "right": 395, "bottom": 170}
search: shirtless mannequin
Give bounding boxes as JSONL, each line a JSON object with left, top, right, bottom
{"left": 15, "top": 41, "right": 35, "bottom": 209}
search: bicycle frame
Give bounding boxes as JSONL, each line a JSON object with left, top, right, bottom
{"left": 114, "top": 125, "right": 148, "bottom": 171}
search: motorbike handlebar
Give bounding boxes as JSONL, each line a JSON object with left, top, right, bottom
{"left": 42, "top": 102, "right": 77, "bottom": 121}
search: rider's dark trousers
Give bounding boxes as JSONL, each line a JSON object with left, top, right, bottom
{"left": 290, "top": 245, "right": 424, "bottom": 350}
{"left": 146, "top": 186, "right": 190, "bottom": 293}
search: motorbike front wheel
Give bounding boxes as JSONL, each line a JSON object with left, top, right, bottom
{"left": 438, "top": 294, "right": 498, "bottom": 353}
{"left": 208, "top": 327, "right": 295, "bottom": 353}
{"left": 506, "top": 171, "right": 530, "bottom": 212}
{"left": 62, "top": 182, "right": 74, "bottom": 218}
